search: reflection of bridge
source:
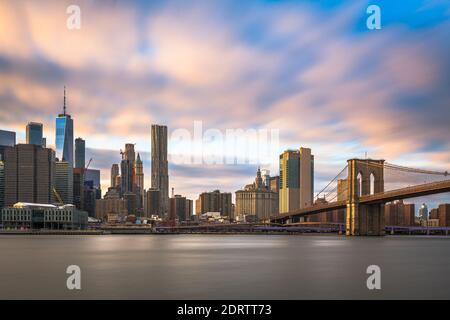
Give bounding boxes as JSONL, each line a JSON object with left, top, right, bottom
{"left": 271, "top": 159, "right": 450, "bottom": 236}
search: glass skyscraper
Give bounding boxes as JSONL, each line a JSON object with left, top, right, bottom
{"left": 55, "top": 87, "right": 74, "bottom": 166}
{"left": 0, "top": 129, "right": 16, "bottom": 161}
{"left": 26, "top": 122, "right": 43, "bottom": 146}
{"left": 75, "top": 137, "right": 85, "bottom": 169}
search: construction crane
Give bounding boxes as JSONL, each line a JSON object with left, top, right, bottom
{"left": 85, "top": 158, "right": 93, "bottom": 172}
{"left": 53, "top": 187, "right": 64, "bottom": 206}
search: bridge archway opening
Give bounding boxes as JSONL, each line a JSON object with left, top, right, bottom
{"left": 370, "top": 172, "right": 375, "bottom": 195}
{"left": 357, "top": 172, "right": 363, "bottom": 197}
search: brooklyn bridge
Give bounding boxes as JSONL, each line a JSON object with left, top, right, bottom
{"left": 271, "top": 159, "right": 450, "bottom": 236}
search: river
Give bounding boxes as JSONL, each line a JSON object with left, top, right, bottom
{"left": 0, "top": 234, "right": 449, "bottom": 299}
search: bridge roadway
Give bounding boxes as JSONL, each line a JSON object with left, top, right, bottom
{"left": 271, "top": 179, "right": 450, "bottom": 223}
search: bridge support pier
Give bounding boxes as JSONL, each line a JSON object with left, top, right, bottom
{"left": 346, "top": 202, "right": 385, "bottom": 236}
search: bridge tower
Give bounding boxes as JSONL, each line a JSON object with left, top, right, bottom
{"left": 346, "top": 159, "right": 385, "bottom": 236}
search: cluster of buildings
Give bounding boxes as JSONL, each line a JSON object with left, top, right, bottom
{"left": 1, "top": 89, "right": 449, "bottom": 229}
{"left": 417, "top": 203, "right": 450, "bottom": 227}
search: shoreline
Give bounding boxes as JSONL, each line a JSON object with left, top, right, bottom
{"left": 0, "top": 230, "right": 449, "bottom": 237}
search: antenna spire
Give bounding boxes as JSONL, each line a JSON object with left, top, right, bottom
{"left": 63, "top": 86, "right": 66, "bottom": 116}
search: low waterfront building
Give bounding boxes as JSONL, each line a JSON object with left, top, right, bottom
{"left": 1, "top": 202, "right": 88, "bottom": 230}
{"left": 195, "top": 190, "right": 232, "bottom": 217}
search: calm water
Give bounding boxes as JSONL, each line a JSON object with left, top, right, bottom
{"left": 0, "top": 234, "right": 450, "bottom": 299}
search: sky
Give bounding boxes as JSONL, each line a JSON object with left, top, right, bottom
{"left": 1, "top": 0, "right": 449, "bottom": 211}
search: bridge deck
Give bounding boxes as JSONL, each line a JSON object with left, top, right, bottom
{"left": 271, "top": 179, "right": 450, "bottom": 222}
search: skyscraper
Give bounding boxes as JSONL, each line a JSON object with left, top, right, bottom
{"left": 26, "top": 122, "right": 43, "bottom": 146}
{"left": 151, "top": 124, "right": 169, "bottom": 217}
{"left": 75, "top": 138, "right": 85, "bottom": 169}
{"left": 124, "top": 143, "right": 136, "bottom": 162}
{"left": 134, "top": 153, "right": 144, "bottom": 198}
{"left": 55, "top": 87, "right": 74, "bottom": 166}
{"left": 55, "top": 160, "right": 73, "bottom": 205}
{"left": 119, "top": 143, "right": 135, "bottom": 194}
{"left": 0, "top": 129, "right": 16, "bottom": 161}
{"left": 279, "top": 147, "right": 314, "bottom": 213}
{"left": 419, "top": 203, "right": 428, "bottom": 222}
{"left": 110, "top": 164, "right": 119, "bottom": 188}
{"left": 4, "top": 144, "right": 55, "bottom": 206}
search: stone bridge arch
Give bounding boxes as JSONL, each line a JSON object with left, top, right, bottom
{"left": 346, "top": 159, "right": 385, "bottom": 236}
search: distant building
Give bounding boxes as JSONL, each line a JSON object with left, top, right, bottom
{"left": 73, "top": 168, "right": 85, "bottom": 211}
{"left": 55, "top": 160, "right": 73, "bottom": 205}
{"left": 151, "top": 124, "right": 169, "bottom": 218}
{"left": 2, "top": 202, "right": 88, "bottom": 230}
{"left": 85, "top": 169, "right": 101, "bottom": 189}
{"left": 269, "top": 176, "right": 279, "bottom": 194}
{"left": 134, "top": 153, "right": 144, "bottom": 199}
{"left": 261, "top": 169, "right": 271, "bottom": 188}
{"left": 4, "top": 144, "right": 55, "bottom": 207}
{"left": 95, "top": 189, "right": 128, "bottom": 220}
{"left": 0, "top": 129, "right": 16, "bottom": 160}
{"left": 169, "top": 194, "right": 192, "bottom": 221}
{"left": 55, "top": 87, "right": 74, "bottom": 166}
{"left": 110, "top": 164, "right": 119, "bottom": 188}
{"left": 195, "top": 190, "right": 232, "bottom": 217}
{"left": 75, "top": 138, "right": 85, "bottom": 169}
{"left": 235, "top": 168, "right": 278, "bottom": 221}
{"left": 26, "top": 122, "right": 43, "bottom": 146}
{"left": 439, "top": 204, "right": 450, "bottom": 227}
{"left": 144, "top": 188, "right": 160, "bottom": 217}
{"left": 419, "top": 203, "right": 428, "bottom": 223}
{"left": 429, "top": 208, "right": 439, "bottom": 220}
{"left": 123, "top": 192, "right": 138, "bottom": 215}
{"left": 385, "top": 200, "right": 416, "bottom": 226}
{"left": 120, "top": 158, "right": 133, "bottom": 194}
{"left": 279, "top": 147, "right": 314, "bottom": 213}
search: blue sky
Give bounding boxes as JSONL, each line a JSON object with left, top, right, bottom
{"left": 0, "top": 0, "right": 449, "bottom": 211}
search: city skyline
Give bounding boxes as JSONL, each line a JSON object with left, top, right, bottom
{"left": 1, "top": 0, "right": 450, "bottom": 207}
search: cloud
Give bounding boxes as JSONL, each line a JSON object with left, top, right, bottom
{"left": 1, "top": 0, "right": 450, "bottom": 203}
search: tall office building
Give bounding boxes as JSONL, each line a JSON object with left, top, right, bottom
{"left": 55, "top": 160, "right": 73, "bottom": 205}
{"left": 26, "top": 122, "right": 43, "bottom": 146}
{"left": 110, "top": 164, "right": 119, "bottom": 188}
{"left": 151, "top": 124, "right": 169, "bottom": 217}
{"left": 41, "top": 137, "right": 47, "bottom": 148}
{"left": 279, "top": 147, "right": 314, "bottom": 213}
{"left": 419, "top": 203, "right": 428, "bottom": 222}
{"left": 0, "top": 129, "right": 16, "bottom": 161}
{"left": 75, "top": 138, "right": 85, "bottom": 169}
{"left": 73, "top": 167, "right": 85, "bottom": 210}
{"left": 144, "top": 188, "right": 160, "bottom": 217}
{"left": 55, "top": 87, "right": 74, "bottom": 166}
{"left": 85, "top": 169, "right": 101, "bottom": 190}
{"left": 120, "top": 158, "right": 133, "bottom": 194}
{"left": 134, "top": 153, "right": 144, "bottom": 197}
{"left": 4, "top": 144, "right": 55, "bottom": 206}
{"left": 124, "top": 143, "right": 136, "bottom": 162}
